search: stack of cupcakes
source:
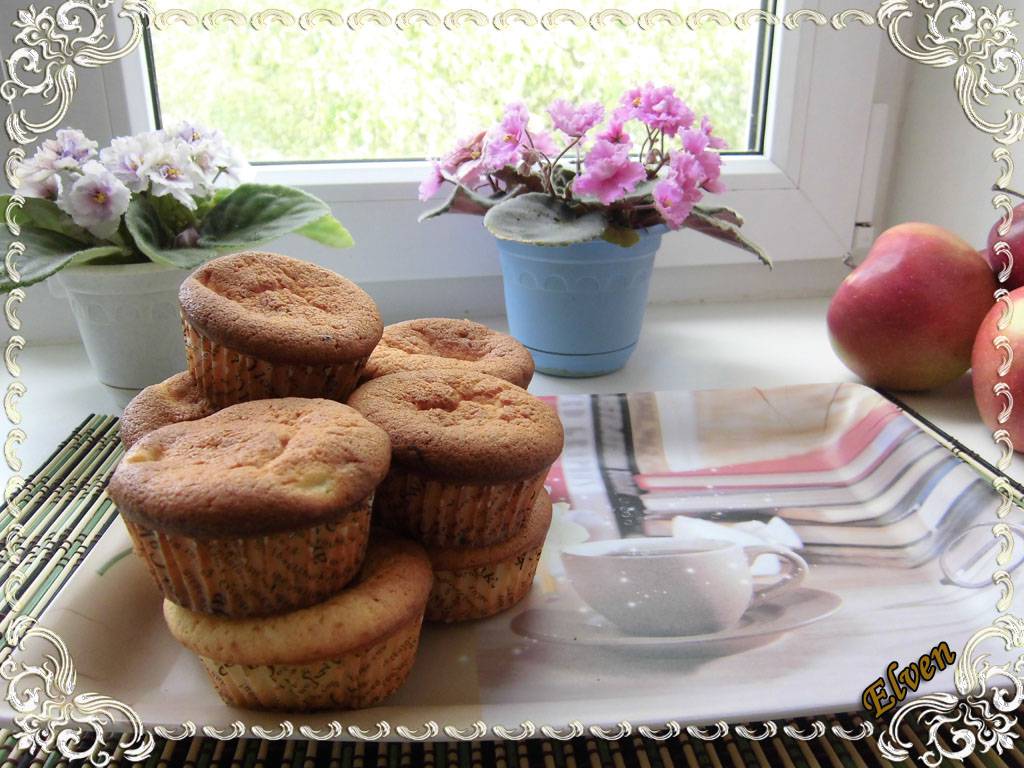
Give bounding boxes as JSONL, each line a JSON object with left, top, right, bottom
{"left": 351, "top": 320, "right": 563, "bottom": 623}
{"left": 108, "top": 398, "right": 434, "bottom": 711}
{"left": 111, "top": 250, "right": 564, "bottom": 712}
{"left": 112, "top": 251, "right": 434, "bottom": 712}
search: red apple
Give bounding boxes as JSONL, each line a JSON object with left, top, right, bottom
{"left": 827, "top": 222, "right": 996, "bottom": 391}
{"left": 985, "top": 202, "right": 1024, "bottom": 290}
{"left": 973, "top": 287, "right": 1024, "bottom": 449}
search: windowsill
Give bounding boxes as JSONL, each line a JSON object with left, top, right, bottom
{"left": 8, "top": 297, "right": 1018, "bottom": 484}
{"left": 252, "top": 154, "right": 794, "bottom": 203}
{"left": 15, "top": 260, "right": 852, "bottom": 348}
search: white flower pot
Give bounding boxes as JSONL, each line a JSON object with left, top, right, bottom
{"left": 51, "top": 262, "right": 190, "bottom": 390}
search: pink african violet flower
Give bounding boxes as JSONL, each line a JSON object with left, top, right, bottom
{"left": 483, "top": 102, "right": 531, "bottom": 171}
{"left": 418, "top": 161, "right": 444, "bottom": 202}
{"left": 700, "top": 116, "right": 728, "bottom": 150}
{"left": 418, "top": 90, "right": 728, "bottom": 223}
{"left": 597, "top": 119, "right": 631, "bottom": 146}
{"left": 440, "top": 131, "right": 487, "bottom": 189}
{"left": 655, "top": 152, "right": 707, "bottom": 229}
{"left": 529, "top": 130, "right": 558, "bottom": 155}
{"left": 547, "top": 99, "right": 604, "bottom": 137}
{"left": 573, "top": 140, "right": 646, "bottom": 205}
{"left": 682, "top": 129, "right": 725, "bottom": 193}
{"left": 521, "top": 130, "right": 558, "bottom": 167}
{"left": 670, "top": 150, "right": 710, "bottom": 192}
{"left": 653, "top": 178, "right": 690, "bottom": 229}
{"left": 619, "top": 83, "right": 695, "bottom": 136}
{"left": 441, "top": 132, "right": 485, "bottom": 173}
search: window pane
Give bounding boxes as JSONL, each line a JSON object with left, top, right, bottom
{"left": 148, "top": 0, "right": 770, "bottom": 162}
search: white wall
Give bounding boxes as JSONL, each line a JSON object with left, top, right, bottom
{"left": 882, "top": 1, "right": 1024, "bottom": 246}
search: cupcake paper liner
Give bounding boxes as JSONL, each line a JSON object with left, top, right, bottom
{"left": 123, "top": 498, "right": 372, "bottom": 617}
{"left": 426, "top": 543, "right": 544, "bottom": 623}
{"left": 182, "top": 316, "right": 366, "bottom": 407}
{"left": 199, "top": 615, "right": 423, "bottom": 711}
{"left": 372, "top": 469, "right": 547, "bottom": 547}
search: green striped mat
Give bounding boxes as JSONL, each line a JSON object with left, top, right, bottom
{"left": 0, "top": 415, "right": 1016, "bottom": 768}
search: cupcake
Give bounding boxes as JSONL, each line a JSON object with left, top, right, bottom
{"left": 120, "top": 371, "right": 214, "bottom": 449}
{"left": 179, "top": 251, "right": 382, "bottom": 407}
{"left": 426, "top": 490, "right": 552, "bottom": 622}
{"left": 362, "top": 318, "right": 535, "bottom": 388}
{"left": 164, "top": 535, "right": 433, "bottom": 711}
{"left": 108, "top": 398, "right": 390, "bottom": 617}
{"left": 348, "top": 370, "right": 563, "bottom": 547}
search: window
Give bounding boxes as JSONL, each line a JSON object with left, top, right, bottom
{"left": 146, "top": 0, "right": 774, "bottom": 163}
{"left": 100, "top": 1, "right": 887, "bottom": 300}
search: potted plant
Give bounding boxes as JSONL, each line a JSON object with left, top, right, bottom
{"left": 419, "top": 83, "right": 769, "bottom": 377}
{"left": 1, "top": 124, "right": 352, "bottom": 389}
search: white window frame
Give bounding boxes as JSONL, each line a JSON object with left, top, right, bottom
{"left": 98, "top": 0, "right": 888, "bottom": 315}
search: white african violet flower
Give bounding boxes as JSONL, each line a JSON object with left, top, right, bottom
{"left": 16, "top": 128, "right": 98, "bottom": 201}
{"left": 21, "top": 172, "right": 61, "bottom": 200}
{"left": 205, "top": 140, "right": 252, "bottom": 186}
{"left": 57, "top": 161, "right": 131, "bottom": 239}
{"left": 167, "top": 120, "right": 206, "bottom": 145}
{"left": 144, "top": 138, "right": 208, "bottom": 209}
{"left": 15, "top": 155, "right": 61, "bottom": 200}
{"left": 99, "top": 133, "right": 162, "bottom": 193}
{"left": 21, "top": 123, "right": 251, "bottom": 214}
{"left": 164, "top": 120, "right": 251, "bottom": 187}
{"left": 45, "top": 129, "right": 99, "bottom": 172}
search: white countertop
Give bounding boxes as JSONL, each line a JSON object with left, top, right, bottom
{"left": 7, "top": 297, "right": 1021, "bottom": 485}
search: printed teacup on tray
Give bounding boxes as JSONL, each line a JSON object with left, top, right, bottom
{"left": 560, "top": 537, "right": 809, "bottom": 636}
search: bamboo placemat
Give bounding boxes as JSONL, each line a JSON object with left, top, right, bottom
{"left": 0, "top": 415, "right": 1016, "bottom": 768}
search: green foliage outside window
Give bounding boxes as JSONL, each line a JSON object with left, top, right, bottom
{"left": 151, "top": 0, "right": 764, "bottom": 163}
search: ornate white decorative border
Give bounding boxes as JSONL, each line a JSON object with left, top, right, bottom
{"left": 145, "top": 5, "right": 878, "bottom": 31}
{"left": 1, "top": 2, "right": 1023, "bottom": 764}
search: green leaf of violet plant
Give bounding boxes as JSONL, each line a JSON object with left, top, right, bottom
{"left": 125, "top": 197, "right": 216, "bottom": 269}
{"left": 483, "top": 192, "right": 607, "bottom": 247}
{"left": 295, "top": 214, "right": 354, "bottom": 248}
{"left": 198, "top": 184, "right": 332, "bottom": 248}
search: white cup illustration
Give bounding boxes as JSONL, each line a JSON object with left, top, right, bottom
{"left": 560, "top": 537, "right": 808, "bottom": 636}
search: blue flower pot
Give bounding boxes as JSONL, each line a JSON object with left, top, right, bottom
{"left": 496, "top": 227, "right": 663, "bottom": 377}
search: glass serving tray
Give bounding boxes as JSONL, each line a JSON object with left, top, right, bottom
{"left": 0, "top": 383, "right": 1010, "bottom": 738}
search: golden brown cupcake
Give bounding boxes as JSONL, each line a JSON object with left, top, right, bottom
{"left": 108, "top": 398, "right": 390, "bottom": 617}
{"left": 120, "top": 371, "right": 215, "bottom": 449}
{"left": 179, "top": 251, "right": 382, "bottom": 407}
{"left": 164, "top": 535, "right": 432, "bottom": 711}
{"left": 426, "top": 490, "right": 552, "bottom": 623}
{"left": 363, "top": 318, "right": 535, "bottom": 388}
{"left": 348, "top": 370, "right": 563, "bottom": 547}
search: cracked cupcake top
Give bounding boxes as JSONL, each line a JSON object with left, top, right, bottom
{"left": 109, "top": 398, "right": 391, "bottom": 538}
{"left": 347, "top": 370, "right": 563, "bottom": 482}
{"left": 363, "top": 318, "right": 534, "bottom": 388}
{"left": 179, "top": 251, "right": 382, "bottom": 364}
{"left": 119, "top": 371, "right": 215, "bottom": 449}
